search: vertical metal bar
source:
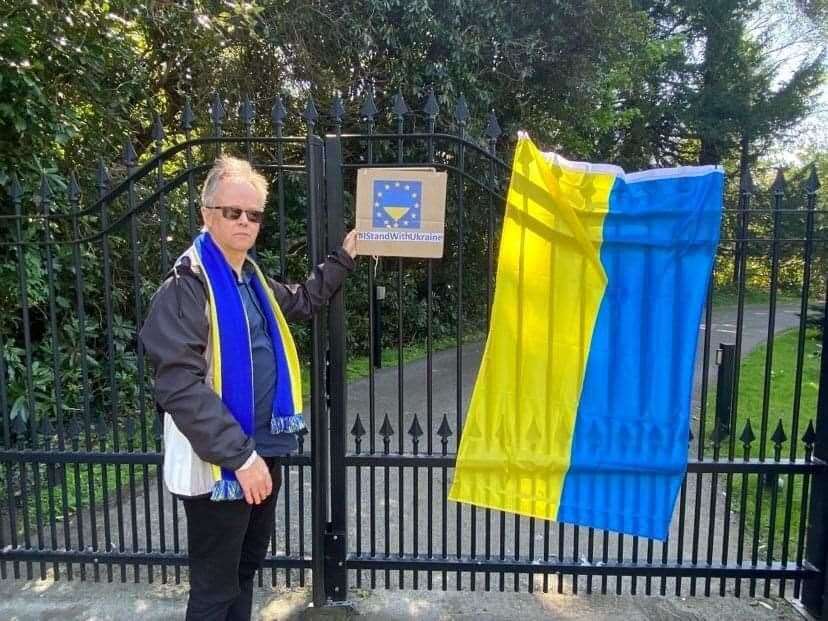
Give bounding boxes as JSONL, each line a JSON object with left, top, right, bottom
{"left": 281, "top": 462, "right": 291, "bottom": 587}
{"left": 28, "top": 455, "right": 45, "bottom": 578}
{"left": 514, "top": 514, "right": 521, "bottom": 592}
{"left": 455, "top": 108, "right": 467, "bottom": 593}
{"left": 542, "top": 520, "right": 550, "bottom": 593}
{"left": 675, "top": 476, "right": 688, "bottom": 596}
{"left": 181, "top": 98, "right": 197, "bottom": 237}
{"left": 274, "top": 100, "right": 287, "bottom": 277}
{"left": 26, "top": 209, "right": 45, "bottom": 581}
{"left": 210, "top": 92, "right": 224, "bottom": 159}
{"left": 782, "top": 167, "right": 819, "bottom": 597}
{"left": 325, "top": 134, "right": 348, "bottom": 600}
{"left": 412, "top": 422, "right": 420, "bottom": 590}
{"left": 759, "top": 172, "right": 784, "bottom": 459}
{"left": 383, "top": 421, "right": 391, "bottom": 588}
{"left": 689, "top": 477, "right": 703, "bottom": 596}
{"left": 795, "top": 424, "right": 815, "bottom": 599}
{"left": 126, "top": 149, "right": 152, "bottom": 582}
{"left": 98, "top": 161, "right": 123, "bottom": 582}
{"left": 732, "top": 178, "right": 754, "bottom": 600}
{"left": 369, "top": 418, "right": 376, "bottom": 589}
{"left": 395, "top": 110, "right": 406, "bottom": 591}
{"left": 40, "top": 178, "right": 65, "bottom": 451}
{"left": 720, "top": 470, "right": 734, "bottom": 597}
{"left": 69, "top": 174, "right": 98, "bottom": 581}
{"left": 728, "top": 174, "right": 752, "bottom": 461}
{"left": 242, "top": 96, "right": 253, "bottom": 162}
{"left": 12, "top": 181, "right": 36, "bottom": 581}
{"left": 1, "top": 332, "right": 18, "bottom": 580}
{"left": 560, "top": 522, "right": 567, "bottom": 594}
{"left": 698, "top": 283, "right": 715, "bottom": 457}
{"left": 441, "top": 419, "right": 449, "bottom": 591}
{"left": 298, "top": 432, "right": 307, "bottom": 587}
{"left": 97, "top": 417, "right": 114, "bottom": 582}
{"left": 0, "top": 320, "right": 7, "bottom": 580}
{"left": 528, "top": 513, "right": 535, "bottom": 593}
{"left": 17, "top": 435, "right": 34, "bottom": 580}
{"left": 499, "top": 507, "right": 505, "bottom": 592}
{"left": 0, "top": 469, "right": 5, "bottom": 580}
{"left": 353, "top": 428, "right": 362, "bottom": 588}
{"left": 425, "top": 104, "right": 436, "bottom": 592}
{"left": 362, "top": 104, "right": 379, "bottom": 590}
{"left": 690, "top": 286, "right": 714, "bottom": 599}
{"left": 307, "top": 130, "right": 328, "bottom": 606}
{"left": 749, "top": 178, "right": 785, "bottom": 599}
{"left": 707, "top": 343, "right": 734, "bottom": 595}
{"left": 152, "top": 418, "right": 166, "bottom": 583}
{"left": 802, "top": 277, "right": 828, "bottom": 616}
{"left": 171, "top": 495, "right": 180, "bottom": 584}
{"left": 483, "top": 110, "right": 501, "bottom": 347}
{"left": 126, "top": 421, "right": 139, "bottom": 582}
{"left": 147, "top": 137, "right": 169, "bottom": 574}
{"left": 40, "top": 178, "right": 69, "bottom": 579}
{"left": 153, "top": 117, "right": 170, "bottom": 273}
{"left": 765, "top": 429, "right": 784, "bottom": 597}
{"left": 38, "top": 426, "right": 60, "bottom": 580}
{"left": 455, "top": 131, "right": 466, "bottom": 590}
{"left": 660, "top": 524, "right": 669, "bottom": 595}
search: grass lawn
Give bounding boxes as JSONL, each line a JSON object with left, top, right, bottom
{"left": 704, "top": 327, "right": 821, "bottom": 560}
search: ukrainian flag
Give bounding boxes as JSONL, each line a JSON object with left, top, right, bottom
{"left": 448, "top": 134, "right": 724, "bottom": 540}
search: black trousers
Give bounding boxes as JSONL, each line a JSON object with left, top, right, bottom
{"left": 182, "top": 458, "right": 282, "bottom": 621}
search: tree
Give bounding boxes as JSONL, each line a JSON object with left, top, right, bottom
{"left": 683, "top": 0, "right": 824, "bottom": 165}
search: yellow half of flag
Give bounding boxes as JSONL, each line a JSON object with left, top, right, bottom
{"left": 448, "top": 135, "right": 615, "bottom": 519}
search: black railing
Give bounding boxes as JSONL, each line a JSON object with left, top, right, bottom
{"left": 1, "top": 89, "right": 828, "bottom": 614}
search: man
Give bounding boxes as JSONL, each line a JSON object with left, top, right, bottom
{"left": 140, "top": 155, "right": 356, "bottom": 620}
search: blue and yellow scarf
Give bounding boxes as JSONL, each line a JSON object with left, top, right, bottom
{"left": 190, "top": 232, "right": 304, "bottom": 501}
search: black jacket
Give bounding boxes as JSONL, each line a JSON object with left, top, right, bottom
{"left": 139, "top": 247, "right": 355, "bottom": 471}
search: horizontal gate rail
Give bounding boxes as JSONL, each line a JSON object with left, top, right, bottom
{"left": 0, "top": 450, "right": 311, "bottom": 467}
{"left": 346, "top": 555, "right": 819, "bottom": 580}
{"left": 342, "top": 454, "right": 827, "bottom": 475}
{"left": 0, "top": 548, "right": 312, "bottom": 570}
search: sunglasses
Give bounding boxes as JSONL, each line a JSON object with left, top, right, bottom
{"left": 205, "top": 205, "right": 265, "bottom": 224}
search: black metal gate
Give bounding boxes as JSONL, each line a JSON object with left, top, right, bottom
{"left": 2, "top": 90, "right": 828, "bottom": 616}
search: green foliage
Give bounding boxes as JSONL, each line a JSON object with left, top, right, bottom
{"left": 0, "top": 0, "right": 824, "bottom": 440}
{"left": 3, "top": 0, "right": 821, "bottom": 185}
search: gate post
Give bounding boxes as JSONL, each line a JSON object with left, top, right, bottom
{"left": 307, "top": 133, "right": 330, "bottom": 607}
{"left": 802, "top": 282, "right": 828, "bottom": 617}
{"left": 323, "top": 134, "right": 348, "bottom": 600}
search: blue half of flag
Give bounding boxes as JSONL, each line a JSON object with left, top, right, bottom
{"left": 373, "top": 180, "right": 422, "bottom": 229}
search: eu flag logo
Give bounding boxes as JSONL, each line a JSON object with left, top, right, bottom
{"left": 372, "top": 180, "right": 422, "bottom": 229}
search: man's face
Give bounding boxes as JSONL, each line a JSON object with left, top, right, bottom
{"left": 201, "top": 177, "right": 263, "bottom": 255}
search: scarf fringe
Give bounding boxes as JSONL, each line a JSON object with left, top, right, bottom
{"left": 210, "top": 479, "right": 244, "bottom": 501}
{"left": 271, "top": 414, "right": 307, "bottom": 434}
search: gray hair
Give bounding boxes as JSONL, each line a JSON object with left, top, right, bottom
{"left": 201, "top": 155, "right": 268, "bottom": 208}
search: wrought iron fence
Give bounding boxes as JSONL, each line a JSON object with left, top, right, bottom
{"left": 1, "top": 88, "right": 828, "bottom": 615}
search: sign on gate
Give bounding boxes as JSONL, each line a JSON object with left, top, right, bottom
{"left": 354, "top": 167, "right": 447, "bottom": 258}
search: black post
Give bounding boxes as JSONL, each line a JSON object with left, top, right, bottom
{"left": 802, "top": 279, "right": 828, "bottom": 617}
{"left": 307, "top": 131, "right": 329, "bottom": 608}
{"left": 715, "top": 344, "right": 736, "bottom": 438}
{"left": 324, "top": 134, "right": 348, "bottom": 600}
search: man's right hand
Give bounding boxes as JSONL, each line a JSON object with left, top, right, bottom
{"left": 235, "top": 455, "right": 272, "bottom": 505}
